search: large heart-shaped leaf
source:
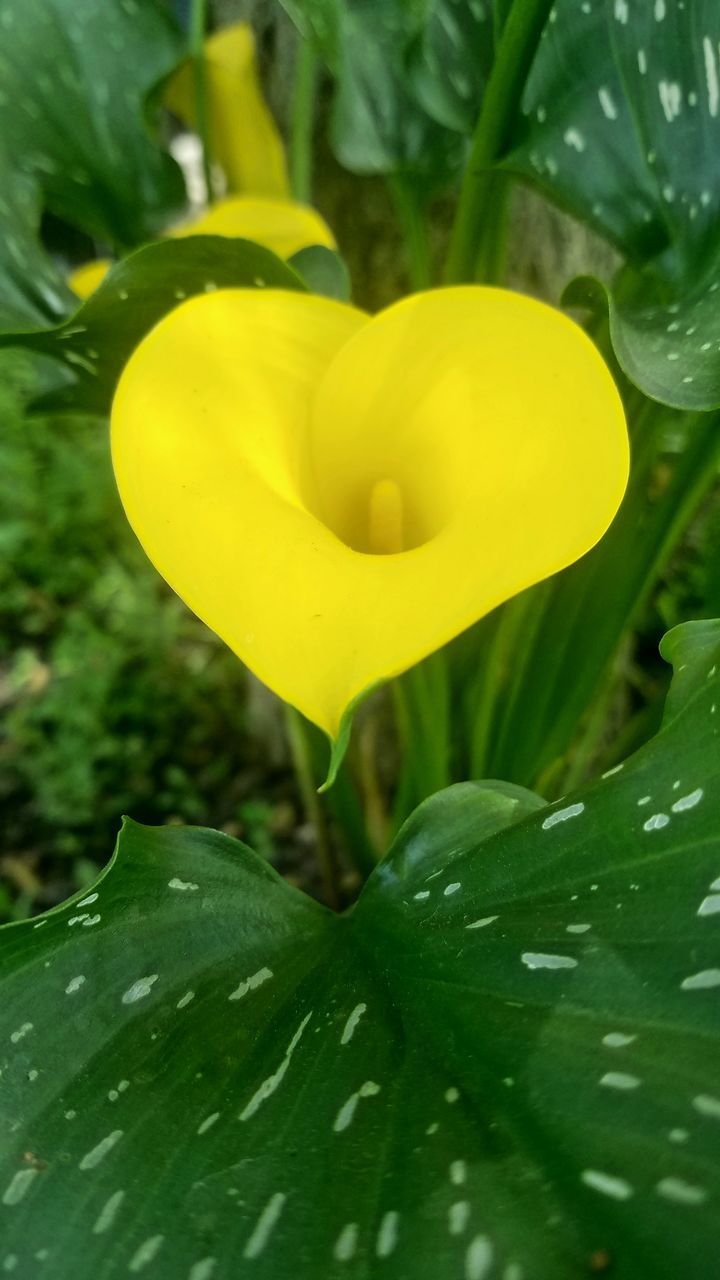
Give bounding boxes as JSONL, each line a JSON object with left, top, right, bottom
{"left": 0, "top": 0, "right": 186, "bottom": 248}
{"left": 0, "top": 238, "right": 305, "bottom": 417}
{"left": 1, "top": 619, "right": 719, "bottom": 1277}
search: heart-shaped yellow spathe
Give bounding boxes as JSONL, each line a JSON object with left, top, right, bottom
{"left": 111, "top": 286, "right": 628, "bottom": 740}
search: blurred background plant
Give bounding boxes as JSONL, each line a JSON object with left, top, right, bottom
{"left": 0, "top": 340, "right": 326, "bottom": 919}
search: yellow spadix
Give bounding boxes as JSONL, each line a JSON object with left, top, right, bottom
{"left": 111, "top": 286, "right": 629, "bottom": 742}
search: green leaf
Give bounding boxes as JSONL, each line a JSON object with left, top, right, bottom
{"left": 406, "top": 0, "right": 494, "bottom": 135}
{"left": 477, "top": 406, "right": 720, "bottom": 793}
{"left": 0, "top": 0, "right": 186, "bottom": 248}
{"left": 318, "top": 681, "right": 385, "bottom": 793}
{"left": 0, "top": 149, "right": 75, "bottom": 329}
{"left": 0, "top": 238, "right": 305, "bottom": 417}
{"left": 506, "top": 2, "right": 720, "bottom": 405}
{"left": 564, "top": 268, "right": 720, "bottom": 411}
{"left": 2, "top": 621, "right": 720, "bottom": 1276}
{"left": 508, "top": 0, "right": 720, "bottom": 266}
{"left": 288, "top": 244, "right": 352, "bottom": 300}
{"left": 281, "top": 0, "right": 462, "bottom": 179}
{"left": 660, "top": 616, "right": 720, "bottom": 722}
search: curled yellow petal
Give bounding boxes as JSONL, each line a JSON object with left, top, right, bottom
{"left": 165, "top": 22, "right": 289, "bottom": 198}
{"left": 171, "top": 195, "right": 335, "bottom": 260}
{"left": 111, "top": 287, "right": 629, "bottom": 740}
{"left": 68, "top": 258, "right": 113, "bottom": 300}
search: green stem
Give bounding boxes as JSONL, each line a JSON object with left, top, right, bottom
{"left": 444, "top": 0, "right": 554, "bottom": 284}
{"left": 189, "top": 0, "right": 215, "bottom": 205}
{"left": 392, "top": 653, "right": 451, "bottom": 827}
{"left": 469, "top": 589, "right": 536, "bottom": 778}
{"left": 558, "top": 410, "right": 720, "bottom": 793}
{"left": 290, "top": 39, "right": 317, "bottom": 203}
{"left": 472, "top": 173, "right": 511, "bottom": 285}
{"left": 389, "top": 176, "right": 432, "bottom": 291}
{"left": 285, "top": 706, "right": 340, "bottom": 909}
{"left": 302, "top": 719, "right": 379, "bottom": 878}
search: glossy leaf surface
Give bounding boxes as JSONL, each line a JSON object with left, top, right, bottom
{"left": 510, "top": 0, "right": 720, "bottom": 266}
{"left": 0, "top": 238, "right": 304, "bottom": 417}
{"left": 1, "top": 622, "right": 719, "bottom": 1277}
{"left": 0, "top": 0, "right": 186, "bottom": 248}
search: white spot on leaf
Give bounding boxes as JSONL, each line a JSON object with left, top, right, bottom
{"left": 681, "top": 969, "right": 720, "bottom": 990}
{"left": 122, "top": 976, "right": 158, "bottom": 1005}
{"left": 93, "top": 1190, "right": 125, "bottom": 1235}
{"left": 581, "top": 1169, "right": 633, "bottom": 1199}
{"left": 229, "top": 968, "right": 273, "bottom": 1002}
{"left": 671, "top": 788, "right": 703, "bottom": 812}
{"left": 333, "top": 1081, "right": 381, "bottom": 1133}
{"left": 521, "top": 953, "right": 578, "bottom": 971}
{"left": 656, "top": 1177, "right": 708, "bottom": 1205}
{"left": 243, "top": 1193, "right": 286, "bottom": 1259}
{"left": 542, "top": 803, "right": 585, "bottom": 830}
{"left": 79, "top": 1130, "right": 123, "bottom": 1171}
{"left": 600, "top": 1071, "right": 641, "bottom": 1090}
{"left": 340, "top": 1003, "right": 367, "bottom": 1046}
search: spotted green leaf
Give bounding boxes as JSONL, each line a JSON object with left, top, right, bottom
{"left": 0, "top": 238, "right": 305, "bottom": 418}
{"left": 508, "top": 0, "right": 720, "bottom": 264}
{"left": 563, "top": 265, "right": 720, "bottom": 410}
{"left": 505, "top": 1, "right": 720, "bottom": 407}
{"left": 1, "top": 620, "right": 719, "bottom": 1278}
{"left": 0, "top": 0, "right": 186, "bottom": 249}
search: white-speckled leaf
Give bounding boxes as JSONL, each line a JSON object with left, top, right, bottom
{"left": 563, "top": 265, "right": 720, "bottom": 410}
{"left": 508, "top": 0, "right": 720, "bottom": 265}
{"left": 0, "top": 237, "right": 305, "bottom": 418}
{"left": 1, "top": 620, "right": 719, "bottom": 1278}
{"left": 0, "top": 0, "right": 185, "bottom": 248}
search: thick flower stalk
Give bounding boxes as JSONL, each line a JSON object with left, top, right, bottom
{"left": 111, "top": 286, "right": 629, "bottom": 745}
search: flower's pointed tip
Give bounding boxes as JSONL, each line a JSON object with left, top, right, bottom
{"left": 317, "top": 739, "right": 347, "bottom": 795}
{"left": 316, "top": 680, "right": 386, "bottom": 794}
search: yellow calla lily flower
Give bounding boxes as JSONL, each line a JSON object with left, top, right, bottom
{"left": 169, "top": 195, "right": 335, "bottom": 261}
{"left": 69, "top": 22, "right": 331, "bottom": 302}
{"left": 68, "top": 258, "right": 114, "bottom": 301}
{"left": 67, "top": 196, "right": 335, "bottom": 300}
{"left": 165, "top": 21, "right": 289, "bottom": 198}
{"left": 111, "top": 286, "right": 628, "bottom": 743}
